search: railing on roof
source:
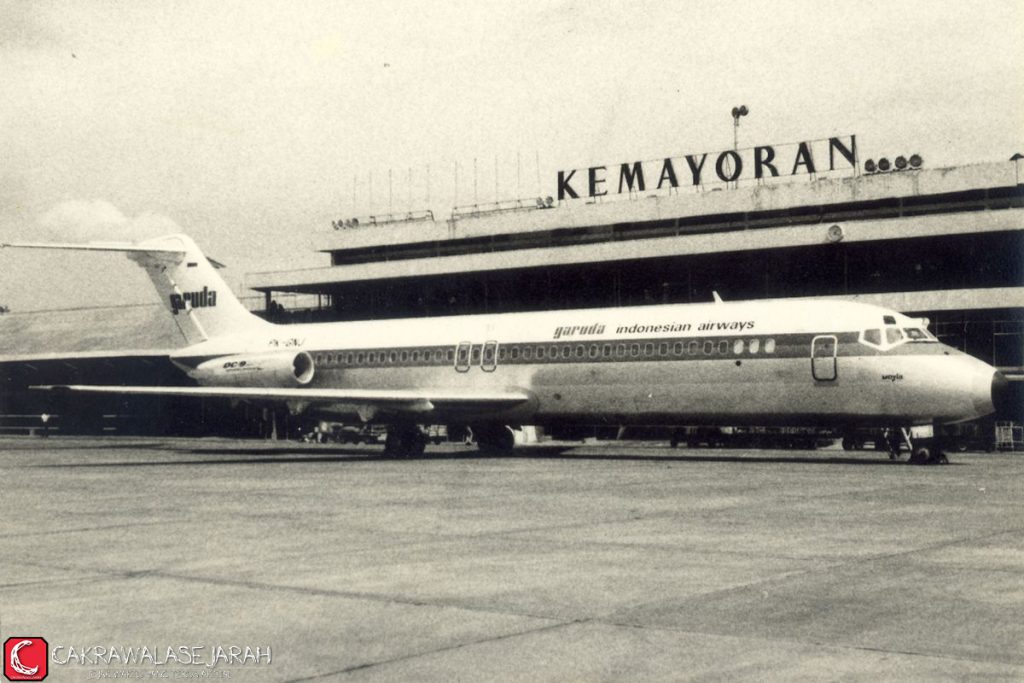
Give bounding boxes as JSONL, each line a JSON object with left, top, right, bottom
{"left": 451, "top": 196, "right": 556, "bottom": 219}
{"left": 331, "top": 209, "right": 435, "bottom": 230}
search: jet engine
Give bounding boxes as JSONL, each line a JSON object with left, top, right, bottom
{"left": 188, "top": 351, "right": 315, "bottom": 387}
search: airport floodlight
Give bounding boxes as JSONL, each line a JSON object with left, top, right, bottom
{"left": 877, "top": 157, "right": 891, "bottom": 172}
{"left": 864, "top": 159, "right": 876, "bottom": 173}
{"left": 910, "top": 154, "right": 923, "bottom": 168}
{"left": 895, "top": 156, "right": 908, "bottom": 170}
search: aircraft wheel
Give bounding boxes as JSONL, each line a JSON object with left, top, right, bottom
{"left": 910, "top": 447, "right": 930, "bottom": 465}
{"left": 476, "top": 425, "right": 515, "bottom": 453}
{"left": 384, "top": 427, "right": 426, "bottom": 457}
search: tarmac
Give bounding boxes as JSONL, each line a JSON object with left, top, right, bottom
{"left": 1, "top": 436, "right": 1022, "bottom": 681}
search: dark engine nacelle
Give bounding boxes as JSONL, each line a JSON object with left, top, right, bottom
{"left": 189, "top": 351, "right": 315, "bottom": 387}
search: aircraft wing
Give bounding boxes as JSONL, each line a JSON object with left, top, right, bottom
{"left": 31, "top": 383, "right": 533, "bottom": 416}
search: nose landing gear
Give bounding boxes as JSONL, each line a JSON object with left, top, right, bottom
{"left": 900, "top": 423, "right": 950, "bottom": 465}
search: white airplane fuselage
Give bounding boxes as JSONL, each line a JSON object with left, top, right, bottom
{"left": 172, "top": 298, "right": 997, "bottom": 428}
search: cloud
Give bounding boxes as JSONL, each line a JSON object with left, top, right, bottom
{"left": 37, "top": 200, "right": 182, "bottom": 242}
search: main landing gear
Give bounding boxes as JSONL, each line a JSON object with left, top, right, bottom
{"left": 383, "top": 424, "right": 428, "bottom": 458}
{"left": 472, "top": 424, "right": 516, "bottom": 453}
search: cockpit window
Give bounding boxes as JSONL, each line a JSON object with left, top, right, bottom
{"left": 885, "top": 327, "right": 904, "bottom": 344}
{"left": 902, "top": 327, "right": 936, "bottom": 342}
{"left": 863, "top": 328, "right": 882, "bottom": 346}
{"left": 883, "top": 315, "right": 897, "bottom": 325}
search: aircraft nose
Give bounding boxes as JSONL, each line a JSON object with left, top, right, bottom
{"left": 991, "top": 371, "right": 1023, "bottom": 418}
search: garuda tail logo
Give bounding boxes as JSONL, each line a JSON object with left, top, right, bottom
{"left": 169, "top": 287, "right": 218, "bottom": 315}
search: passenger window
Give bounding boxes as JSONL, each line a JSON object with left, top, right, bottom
{"left": 659, "top": 342, "right": 669, "bottom": 355}
{"left": 470, "top": 347, "right": 480, "bottom": 363}
{"left": 718, "top": 340, "right": 729, "bottom": 354}
{"left": 688, "top": 341, "right": 699, "bottom": 355}
{"left": 446, "top": 349, "right": 455, "bottom": 362}
{"left": 345, "top": 353, "right": 353, "bottom": 364}
{"left": 617, "top": 344, "right": 626, "bottom": 357}
{"left": 589, "top": 345, "right": 599, "bottom": 358}
{"left": 356, "top": 352, "right": 364, "bottom": 364}
{"left": 411, "top": 350, "right": 420, "bottom": 362}
{"left": 630, "top": 344, "right": 641, "bottom": 357}
{"left": 749, "top": 339, "right": 760, "bottom": 353}
{"left": 511, "top": 347, "right": 520, "bottom": 360}
{"left": 765, "top": 339, "right": 776, "bottom": 353}
{"left": 644, "top": 343, "right": 654, "bottom": 356}
{"left": 703, "top": 341, "right": 714, "bottom": 355}
{"left": 733, "top": 340, "right": 744, "bottom": 354}
{"left": 561, "top": 346, "right": 571, "bottom": 359}
{"left": 575, "top": 345, "right": 585, "bottom": 358}
{"left": 673, "top": 342, "right": 684, "bottom": 355}
{"left": 603, "top": 344, "right": 612, "bottom": 357}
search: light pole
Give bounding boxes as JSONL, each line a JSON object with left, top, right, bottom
{"left": 731, "top": 105, "right": 748, "bottom": 151}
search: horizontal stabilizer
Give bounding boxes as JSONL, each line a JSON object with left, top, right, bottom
{"left": 1, "top": 240, "right": 183, "bottom": 253}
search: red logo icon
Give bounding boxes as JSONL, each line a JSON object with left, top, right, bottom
{"left": 3, "top": 638, "right": 48, "bottom": 681}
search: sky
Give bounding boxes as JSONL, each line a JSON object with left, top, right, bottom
{"left": 1, "top": 0, "right": 1022, "bottom": 312}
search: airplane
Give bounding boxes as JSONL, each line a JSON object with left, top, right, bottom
{"left": 1, "top": 233, "right": 1017, "bottom": 463}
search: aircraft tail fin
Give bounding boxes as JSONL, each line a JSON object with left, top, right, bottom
{"left": 2, "top": 233, "right": 270, "bottom": 345}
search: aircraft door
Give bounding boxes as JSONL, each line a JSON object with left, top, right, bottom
{"left": 811, "top": 335, "right": 838, "bottom": 381}
{"left": 482, "top": 340, "right": 498, "bottom": 372}
{"left": 455, "top": 341, "right": 471, "bottom": 373}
